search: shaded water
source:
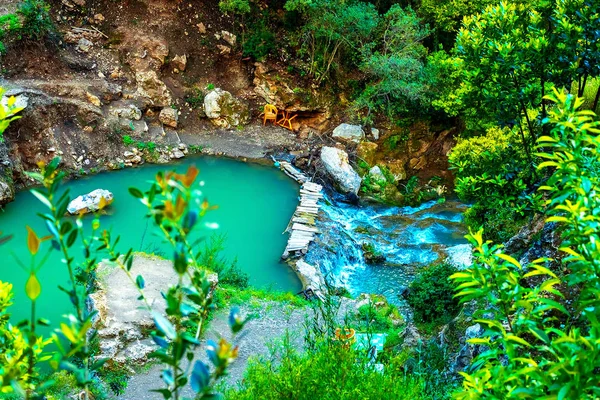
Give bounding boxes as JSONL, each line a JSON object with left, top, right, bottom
{"left": 0, "top": 157, "right": 301, "bottom": 325}
{"left": 306, "top": 196, "right": 471, "bottom": 303}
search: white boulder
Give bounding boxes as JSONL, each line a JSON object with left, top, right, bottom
{"left": 332, "top": 123, "right": 365, "bottom": 143}
{"left": 203, "top": 88, "right": 250, "bottom": 128}
{"left": 320, "top": 146, "right": 362, "bottom": 195}
{"left": 67, "top": 189, "right": 114, "bottom": 215}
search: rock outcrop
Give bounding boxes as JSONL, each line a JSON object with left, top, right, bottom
{"left": 89, "top": 254, "right": 218, "bottom": 363}
{"left": 203, "top": 88, "right": 250, "bottom": 129}
{"left": 320, "top": 146, "right": 362, "bottom": 195}
{"left": 67, "top": 189, "right": 114, "bottom": 215}
{"left": 135, "top": 70, "right": 172, "bottom": 107}
{"left": 332, "top": 123, "right": 365, "bottom": 143}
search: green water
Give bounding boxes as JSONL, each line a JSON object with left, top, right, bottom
{"left": 0, "top": 156, "right": 301, "bottom": 325}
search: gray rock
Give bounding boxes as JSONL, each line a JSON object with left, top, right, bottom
{"left": 332, "top": 123, "right": 365, "bottom": 143}
{"left": 371, "top": 127, "right": 380, "bottom": 140}
{"left": 320, "top": 146, "right": 362, "bottom": 195}
{"left": 203, "top": 88, "right": 250, "bottom": 128}
{"left": 135, "top": 70, "right": 172, "bottom": 107}
{"left": 77, "top": 38, "right": 93, "bottom": 52}
{"left": 171, "top": 149, "right": 185, "bottom": 159}
{"left": 89, "top": 255, "right": 218, "bottom": 362}
{"left": 368, "top": 166, "right": 385, "bottom": 182}
{"left": 0, "top": 140, "right": 14, "bottom": 206}
{"left": 159, "top": 107, "right": 178, "bottom": 128}
{"left": 110, "top": 104, "right": 142, "bottom": 121}
{"left": 294, "top": 259, "right": 325, "bottom": 300}
{"left": 67, "top": 189, "right": 113, "bottom": 215}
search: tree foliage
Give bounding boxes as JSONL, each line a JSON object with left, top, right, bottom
{"left": 354, "top": 5, "right": 430, "bottom": 121}
{"left": 452, "top": 90, "right": 600, "bottom": 399}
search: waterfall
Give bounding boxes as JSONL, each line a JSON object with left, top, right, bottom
{"left": 305, "top": 193, "right": 472, "bottom": 304}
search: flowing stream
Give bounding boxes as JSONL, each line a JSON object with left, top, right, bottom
{"left": 0, "top": 155, "right": 471, "bottom": 325}
{"left": 306, "top": 195, "right": 472, "bottom": 304}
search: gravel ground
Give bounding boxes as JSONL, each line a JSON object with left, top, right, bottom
{"left": 119, "top": 302, "right": 309, "bottom": 400}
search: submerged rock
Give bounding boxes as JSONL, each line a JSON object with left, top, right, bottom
{"left": 203, "top": 88, "right": 250, "bottom": 129}
{"left": 332, "top": 123, "right": 365, "bottom": 143}
{"left": 67, "top": 189, "right": 114, "bottom": 215}
{"left": 320, "top": 146, "right": 361, "bottom": 195}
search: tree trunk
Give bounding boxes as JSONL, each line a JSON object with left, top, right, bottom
{"left": 593, "top": 84, "right": 600, "bottom": 112}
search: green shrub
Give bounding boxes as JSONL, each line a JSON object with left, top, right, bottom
{"left": 243, "top": 22, "right": 276, "bottom": 61}
{"left": 122, "top": 135, "right": 134, "bottom": 145}
{"left": 97, "top": 362, "right": 130, "bottom": 395}
{"left": 406, "top": 263, "right": 460, "bottom": 329}
{"left": 449, "top": 126, "right": 541, "bottom": 241}
{"left": 17, "top": 0, "right": 54, "bottom": 41}
{"left": 224, "top": 340, "right": 431, "bottom": 400}
{"left": 355, "top": 301, "right": 402, "bottom": 331}
{"left": 199, "top": 234, "right": 249, "bottom": 289}
{"left": 184, "top": 88, "right": 204, "bottom": 109}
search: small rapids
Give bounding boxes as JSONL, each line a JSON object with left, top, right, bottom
{"left": 305, "top": 195, "right": 472, "bottom": 303}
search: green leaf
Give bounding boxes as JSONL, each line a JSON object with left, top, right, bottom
{"left": 136, "top": 274, "right": 145, "bottom": 290}
{"left": 129, "top": 187, "right": 144, "bottom": 199}
{"left": 25, "top": 273, "right": 41, "bottom": 301}
{"left": 153, "top": 312, "right": 176, "bottom": 340}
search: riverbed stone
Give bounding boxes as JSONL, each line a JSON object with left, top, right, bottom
{"left": 110, "top": 104, "right": 142, "bottom": 121}
{"left": 332, "top": 123, "right": 365, "bottom": 144}
{"left": 159, "top": 107, "right": 178, "bottom": 128}
{"left": 90, "top": 254, "right": 218, "bottom": 362}
{"left": 294, "top": 259, "right": 325, "bottom": 300}
{"left": 320, "top": 146, "right": 361, "bottom": 195}
{"left": 203, "top": 88, "right": 250, "bottom": 128}
{"left": 171, "top": 149, "right": 185, "bottom": 159}
{"left": 67, "top": 189, "right": 114, "bottom": 215}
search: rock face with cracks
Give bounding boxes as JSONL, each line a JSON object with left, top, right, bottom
{"left": 320, "top": 146, "right": 362, "bottom": 195}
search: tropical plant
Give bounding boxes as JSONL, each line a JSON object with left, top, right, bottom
{"left": 451, "top": 90, "right": 600, "bottom": 398}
